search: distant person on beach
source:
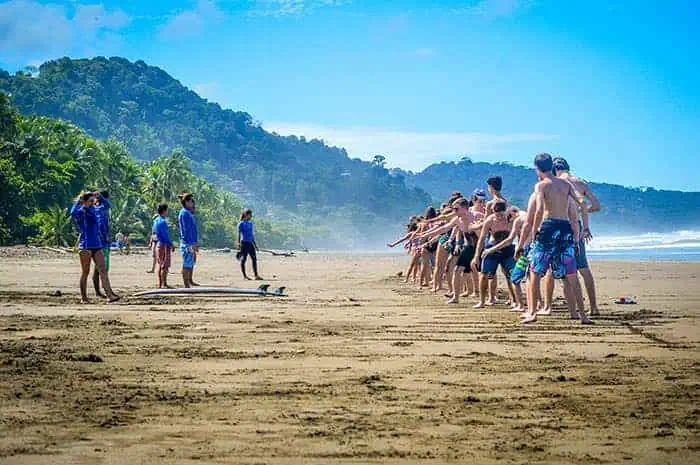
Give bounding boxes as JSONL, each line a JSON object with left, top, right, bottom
{"left": 92, "top": 190, "right": 111, "bottom": 298}
{"left": 147, "top": 229, "right": 157, "bottom": 274}
{"left": 178, "top": 193, "right": 199, "bottom": 288}
{"left": 153, "top": 203, "right": 175, "bottom": 289}
{"left": 516, "top": 153, "right": 591, "bottom": 325}
{"left": 548, "top": 156, "right": 602, "bottom": 316}
{"left": 236, "top": 208, "right": 263, "bottom": 280}
{"left": 70, "top": 192, "right": 120, "bottom": 303}
{"left": 115, "top": 231, "right": 130, "bottom": 255}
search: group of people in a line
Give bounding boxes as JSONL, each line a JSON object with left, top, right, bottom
{"left": 389, "top": 153, "right": 600, "bottom": 325}
{"left": 70, "top": 191, "right": 262, "bottom": 303}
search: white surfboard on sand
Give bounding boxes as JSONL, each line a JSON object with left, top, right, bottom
{"left": 133, "top": 284, "right": 285, "bottom": 297}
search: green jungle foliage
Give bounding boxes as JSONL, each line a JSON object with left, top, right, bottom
{"left": 0, "top": 93, "right": 300, "bottom": 248}
{"left": 0, "top": 57, "right": 432, "bottom": 247}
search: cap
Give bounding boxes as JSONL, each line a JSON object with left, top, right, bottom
{"left": 473, "top": 188, "right": 487, "bottom": 200}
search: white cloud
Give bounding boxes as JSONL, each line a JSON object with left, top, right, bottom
{"left": 415, "top": 47, "right": 436, "bottom": 58}
{"left": 250, "top": 0, "right": 348, "bottom": 17}
{"left": 452, "top": 0, "right": 532, "bottom": 18}
{"left": 159, "top": 0, "right": 224, "bottom": 40}
{"left": 192, "top": 81, "right": 220, "bottom": 100}
{"left": 0, "top": 1, "right": 130, "bottom": 62}
{"left": 266, "top": 122, "right": 557, "bottom": 171}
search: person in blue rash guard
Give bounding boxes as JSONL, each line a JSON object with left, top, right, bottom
{"left": 236, "top": 208, "right": 263, "bottom": 280}
{"left": 92, "top": 190, "right": 111, "bottom": 298}
{"left": 153, "top": 203, "right": 175, "bottom": 289}
{"left": 70, "top": 191, "right": 120, "bottom": 303}
{"left": 178, "top": 193, "right": 199, "bottom": 288}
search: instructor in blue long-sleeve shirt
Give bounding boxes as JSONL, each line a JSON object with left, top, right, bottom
{"left": 178, "top": 192, "right": 199, "bottom": 287}
{"left": 93, "top": 191, "right": 112, "bottom": 297}
{"left": 70, "top": 192, "right": 119, "bottom": 303}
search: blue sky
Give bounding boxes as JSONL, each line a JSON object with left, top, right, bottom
{"left": 1, "top": 0, "right": 699, "bottom": 191}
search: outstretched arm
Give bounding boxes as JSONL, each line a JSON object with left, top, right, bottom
{"left": 485, "top": 217, "right": 522, "bottom": 255}
{"left": 517, "top": 188, "right": 542, "bottom": 254}
{"left": 417, "top": 217, "right": 458, "bottom": 240}
{"left": 388, "top": 231, "right": 412, "bottom": 248}
{"left": 473, "top": 218, "right": 492, "bottom": 263}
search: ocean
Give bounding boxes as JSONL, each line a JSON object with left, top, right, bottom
{"left": 587, "top": 230, "right": 700, "bottom": 262}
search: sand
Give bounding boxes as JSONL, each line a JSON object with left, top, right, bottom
{"left": 0, "top": 246, "right": 698, "bottom": 464}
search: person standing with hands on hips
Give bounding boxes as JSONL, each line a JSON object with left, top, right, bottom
{"left": 237, "top": 208, "right": 263, "bottom": 280}
{"left": 178, "top": 193, "right": 200, "bottom": 288}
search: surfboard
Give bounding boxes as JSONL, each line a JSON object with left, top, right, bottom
{"left": 133, "top": 284, "right": 285, "bottom": 297}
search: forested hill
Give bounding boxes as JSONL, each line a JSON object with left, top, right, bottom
{"left": 0, "top": 57, "right": 430, "bottom": 239}
{"left": 399, "top": 159, "right": 700, "bottom": 234}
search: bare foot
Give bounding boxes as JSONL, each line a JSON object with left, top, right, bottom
{"left": 146, "top": 270, "right": 155, "bottom": 274}
{"left": 570, "top": 312, "right": 580, "bottom": 320}
{"left": 446, "top": 297, "right": 459, "bottom": 305}
{"left": 444, "top": 293, "right": 454, "bottom": 298}
{"left": 80, "top": 298, "right": 90, "bottom": 304}
{"left": 244, "top": 276, "right": 252, "bottom": 281}
{"left": 191, "top": 282, "right": 201, "bottom": 287}
{"left": 473, "top": 302, "right": 484, "bottom": 309}
{"left": 580, "top": 315, "right": 594, "bottom": 325}
{"left": 108, "top": 295, "right": 121, "bottom": 303}
{"left": 460, "top": 291, "right": 472, "bottom": 298}
{"left": 537, "top": 307, "right": 552, "bottom": 316}
{"left": 509, "top": 306, "right": 524, "bottom": 313}
{"left": 590, "top": 308, "right": 600, "bottom": 316}
{"left": 521, "top": 313, "right": 538, "bottom": 324}
{"left": 96, "top": 292, "right": 107, "bottom": 299}
{"left": 255, "top": 276, "right": 264, "bottom": 281}
{"left": 485, "top": 300, "right": 496, "bottom": 307}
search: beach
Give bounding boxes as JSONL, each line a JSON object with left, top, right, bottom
{"left": 0, "top": 247, "right": 698, "bottom": 464}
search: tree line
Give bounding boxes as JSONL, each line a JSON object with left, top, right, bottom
{"left": 0, "top": 93, "right": 301, "bottom": 249}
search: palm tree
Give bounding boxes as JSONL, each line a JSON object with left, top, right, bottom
{"left": 23, "top": 205, "right": 75, "bottom": 246}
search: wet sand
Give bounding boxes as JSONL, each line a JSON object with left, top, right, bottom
{"left": 0, "top": 247, "right": 698, "bottom": 464}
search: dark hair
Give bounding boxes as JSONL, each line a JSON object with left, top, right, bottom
{"left": 534, "top": 153, "right": 553, "bottom": 173}
{"left": 80, "top": 192, "right": 94, "bottom": 202}
{"left": 157, "top": 203, "right": 168, "bottom": 215}
{"left": 179, "top": 192, "right": 193, "bottom": 207}
{"left": 99, "top": 190, "right": 109, "bottom": 199}
{"left": 487, "top": 176, "right": 502, "bottom": 192}
{"left": 453, "top": 198, "right": 470, "bottom": 209}
{"left": 552, "top": 156, "right": 570, "bottom": 173}
{"left": 493, "top": 201, "right": 507, "bottom": 213}
{"left": 424, "top": 206, "right": 438, "bottom": 220}
{"left": 240, "top": 208, "right": 253, "bottom": 221}
{"left": 408, "top": 222, "right": 418, "bottom": 232}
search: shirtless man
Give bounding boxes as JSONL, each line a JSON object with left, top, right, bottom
{"left": 516, "top": 153, "right": 593, "bottom": 325}
{"left": 548, "top": 156, "right": 602, "bottom": 316}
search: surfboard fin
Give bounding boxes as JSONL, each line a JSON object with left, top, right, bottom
{"left": 258, "top": 284, "right": 270, "bottom": 293}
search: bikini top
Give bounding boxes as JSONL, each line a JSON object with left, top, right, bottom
{"left": 493, "top": 230, "right": 509, "bottom": 243}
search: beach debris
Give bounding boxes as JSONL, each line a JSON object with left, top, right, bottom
{"left": 615, "top": 296, "right": 637, "bottom": 305}
{"left": 50, "top": 290, "right": 62, "bottom": 297}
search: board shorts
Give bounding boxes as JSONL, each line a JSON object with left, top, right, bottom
{"left": 180, "top": 244, "right": 195, "bottom": 269}
{"left": 528, "top": 219, "right": 577, "bottom": 279}
{"left": 576, "top": 221, "right": 589, "bottom": 269}
{"left": 510, "top": 244, "right": 530, "bottom": 285}
{"left": 481, "top": 244, "right": 516, "bottom": 278}
{"left": 102, "top": 246, "right": 111, "bottom": 271}
{"left": 157, "top": 245, "right": 171, "bottom": 270}
{"left": 456, "top": 244, "right": 476, "bottom": 270}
